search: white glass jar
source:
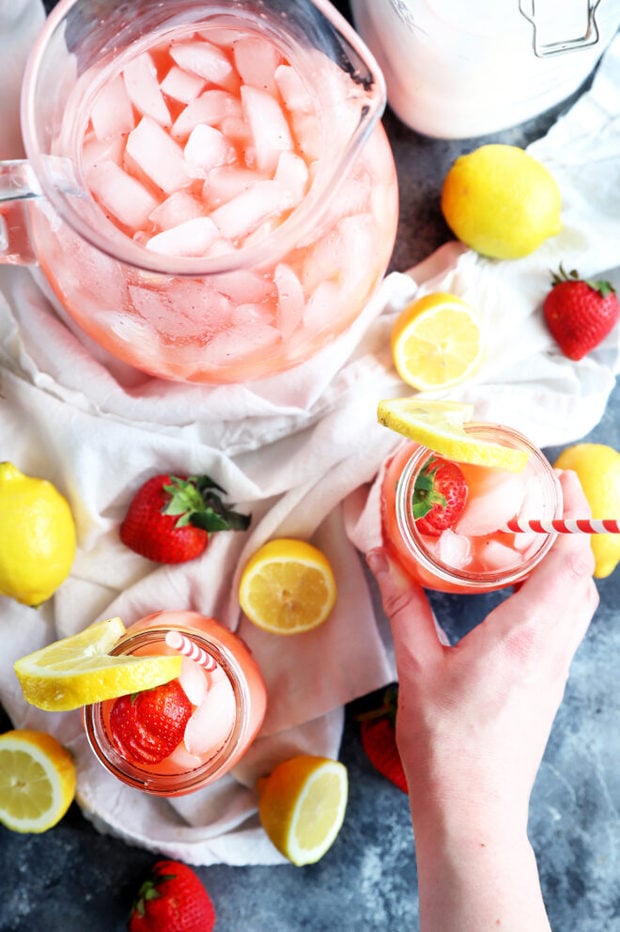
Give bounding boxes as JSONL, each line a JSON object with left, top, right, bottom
{"left": 350, "top": 0, "right": 620, "bottom": 138}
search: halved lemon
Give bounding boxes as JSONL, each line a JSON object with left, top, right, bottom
{"left": 13, "top": 617, "right": 182, "bottom": 711}
{"left": 238, "top": 538, "right": 337, "bottom": 635}
{"left": 377, "top": 397, "right": 528, "bottom": 472}
{"left": 258, "top": 755, "right": 348, "bottom": 866}
{"left": 391, "top": 292, "right": 484, "bottom": 391}
{"left": 0, "top": 729, "right": 76, "bottom": 833}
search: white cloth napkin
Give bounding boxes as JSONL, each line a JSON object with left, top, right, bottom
{"left": 1, "top": 2, "right": 619, "bottom": 865}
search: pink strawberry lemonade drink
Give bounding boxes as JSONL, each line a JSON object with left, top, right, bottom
{"left": 29, "top": 7, "right": 398, "bottom": 382}
{"left": 381, "top": 425, "right": 563, "bottom": 594}
{"left": 83, "top": 610, "right": 267, "bottom": 796}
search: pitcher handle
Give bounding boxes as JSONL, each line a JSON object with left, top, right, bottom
{"left": 518, "top": 0, "right": 602, "bottom": 57}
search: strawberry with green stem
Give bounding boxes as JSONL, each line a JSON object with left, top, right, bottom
{"left": 128, "top": 859, "right": 216, "bottom": 932}
{"left": 413, "top": 456, "right": 468, "bottom": 537}
{"left": 358, "top": 685, "right": 408, "bottom": 794}
{"left": 120, "top": 473, "right": 251, "bottom": 563}
{"left": 543, "top": 264, "right": 619, "bottom": 361}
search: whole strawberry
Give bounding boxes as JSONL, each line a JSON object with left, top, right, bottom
{"left": 128, "top": 859, "right": 216, "bottom": 932}
{"left": 543, "top": 265, "right": 619, "bottom": 361}
{"left": 413, "top": 456, "right": 468, "bottom": 537}
{"left": 110, "top": 680, "right": 192, "bottom": 765}
{"left": 358, "top": 686, "right": 408, "bottom": 794}
{"left": 120, "top": 473, "right": 251, "bottom": 563}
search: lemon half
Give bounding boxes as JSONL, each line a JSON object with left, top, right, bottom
{"left": 0, "top": 729, "right": 76, "bottom": 833}
{"left": 238, "top": 539, "right": 337, "bottom": 635}
{"left": 377, "top": 397, "right": 528, "bottom": 472}
{"left": 14, "top": 617, "right": 182, "bottom": 711}
{"left": 391, "top": 292, "right": 484, "bottom": 391}
{"left": 258, "top": 755, "right": 349, "bottom": 866}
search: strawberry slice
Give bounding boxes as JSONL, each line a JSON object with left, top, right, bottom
{"left": 109, "top": 679, "right": 192, "bottom": 765}
{"left": 413, "top": 455, "right": 468, "bottom": 537}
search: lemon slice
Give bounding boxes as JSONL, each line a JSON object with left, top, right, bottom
{"left": 377, "top": 397, "right": 529, "bottom": 472}
{"left": 13, "top": 617, "right": 182, "bottom": 711}
{"left": 238, "top": 538, "right": 337, "bottom": 635}
{"left": 258, "top": 755, "right": 348, "bottom": 866}
{"left": 391, "top": 292, "right": 484, "bottom": 390}
{"left": 0, "top": 729, "right": 76, "bottom": 833}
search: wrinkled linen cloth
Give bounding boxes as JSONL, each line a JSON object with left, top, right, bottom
{"left": 1, "top": 1, "right": 619, "bottom": 865}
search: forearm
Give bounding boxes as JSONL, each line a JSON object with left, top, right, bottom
{"left": 410, "top": 799, "right": 551, "bottom": 932}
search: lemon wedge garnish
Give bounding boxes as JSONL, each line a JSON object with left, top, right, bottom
{"left": 258, "top": 755, "right": 348, "bottom": 866}
{"left": 0, "top": 729, "right": 76, "bottom": 833}
{"left": 391, "top": 292, "right": 484, "bottom": 391}
{"left": 238, "top": 539, "right": 337, "bottom": 635}
{"left": 13, "top": 617, "right": 182, "bottom": 711}
{"left": 377, "top": 397, "right": 528, "bottom": 472}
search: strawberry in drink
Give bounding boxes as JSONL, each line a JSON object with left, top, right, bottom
{"left": 33, "top": 17, "right": 398, "bottom": 382}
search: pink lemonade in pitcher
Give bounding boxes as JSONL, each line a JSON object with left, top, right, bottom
{"left": 381, "top": 425, "right": 563, "bottom": 594}
{"left": 33, "top": 17, "right": 398, "bottom": 382}
{"left": 83, "top": 610, "right": 267, "bottom": 796}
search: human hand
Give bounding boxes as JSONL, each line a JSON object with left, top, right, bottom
{"left": 367, "top": 469, "right": 599, "bottom": 838}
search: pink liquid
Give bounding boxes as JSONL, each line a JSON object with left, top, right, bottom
{"left": 84, "top": 610, "right": 267, "bottom": 795}
{"left": 32, "top": 21, "right": 398, "bottom": 382}
{"left": 381, "top": 427, "right": 562, "bottom": 594}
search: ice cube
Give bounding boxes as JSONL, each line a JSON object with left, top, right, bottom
{"left": 456, "top": 469, "right": 526, "bottom": 537}
{"left": 125, "top": 116, "right": 190, "bottom": 194}
{"left": 209, "top": 269, "right": 273, "bottom": 304}
{"left": 274, "top": 64, "right": 314, "bottom": 114}
{"left": 184, "top": 124, "right": 235, "bottom": 177}
{"left": 203, "top": 166, "right": 264, "bottom": 208}
{"left": 166, "top": 744, "right": 203, "bottom": 771}
{"left": 274, "top": 262, "right": 305, "bottom": 337}
{"left": 333, "top": 213, "right": 378, "bottom": 299}
{"left": 81, "top": 133, "right": 124, "bottom": 173}
{"left": 233, "top": 36, "right": 281, "bottom": 95}
{"left": 160, "top": 64, "right": 206, "bottom": 103}
{"left": 240, "top": 85, "right": 293, "bottom": 174}
{"left": 149, "top": 190, "right": 204, "bottom": 230}
{"left": 210, "top": 179, "right": 294, "bottom": 241}
{"left": 171, "top": 89, "right": 242, "bottom": 139}
{"left": 170, "top": 39, "right": 237, "bottom": 91}
{"left": 479, "top": 540, "right": 519, "bottom": 571}
{"left": 274, "top": 150, "right": 309, "bottom": 202}
{"left": 87, "top": 160, "right": 159, "bottom": 229}
{"left": 129, "top": 281, "right": 233, "bottom": 341}
{"left": 146, "top": 216, "right": 220, "bottom": 256}
{"left": 200, "top": 317, "right": 281, "bottom": 365}
{"left": 437, "top": 528, "right": 472, "bottom": 569}
{"left": 184, "top": 677, "right": 237, "bottom": 756}
{"left": 291, "top": 109, "right": 322, "bottom": 161}
{"left": 90, "top": 73, "right": 135, "bottom": 140}
{"left": 178, "top": 657, "right": 208, "bottom": 706}
{"left": 303, "top": 280, "right": 341, "bottom": 332}
{"left": 122, "top": 52, "right": 171, "bottom": 126}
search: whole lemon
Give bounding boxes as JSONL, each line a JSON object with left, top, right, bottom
{"left": 0, "top": 462, "right": 77, "bottom": 606}
{"left": 553, "top": 443, "right": 620, "bottom": 579}
{"left": 441, "top": 144, "right": 562, "bottom": 259}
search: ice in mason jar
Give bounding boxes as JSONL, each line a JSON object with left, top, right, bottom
{"left": 381, "top": 425, "right": 563, "bottom": 594}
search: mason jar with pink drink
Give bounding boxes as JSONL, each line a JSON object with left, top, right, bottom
{"left": 83, "top": 610, "right": 267, "bottom": 796}
{"left": 381, "top": 422, "right": 563, "bottom": 595}
{"left": 0, "top": 0, "right": 398, "bottom": 383}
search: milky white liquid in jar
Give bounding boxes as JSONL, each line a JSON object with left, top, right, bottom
{"left": 350, "top": 0, "right": 620, "bottom": 138}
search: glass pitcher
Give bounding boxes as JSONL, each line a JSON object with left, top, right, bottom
{"left": 0, "top": 0, "right": 398, "bottom": 383}
{"left": 350, "top": 0, "right": 620, "bottom": 138}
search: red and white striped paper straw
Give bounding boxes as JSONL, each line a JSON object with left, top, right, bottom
{"left": 164, "top": 630, "right": 217, "bottom": 670}
{"left": 504, "top": 517, "right": 620, "bottom": 534}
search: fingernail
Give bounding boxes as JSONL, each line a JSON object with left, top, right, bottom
{"left": 366, "top": 547, "right": 389, "bottom": 577}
